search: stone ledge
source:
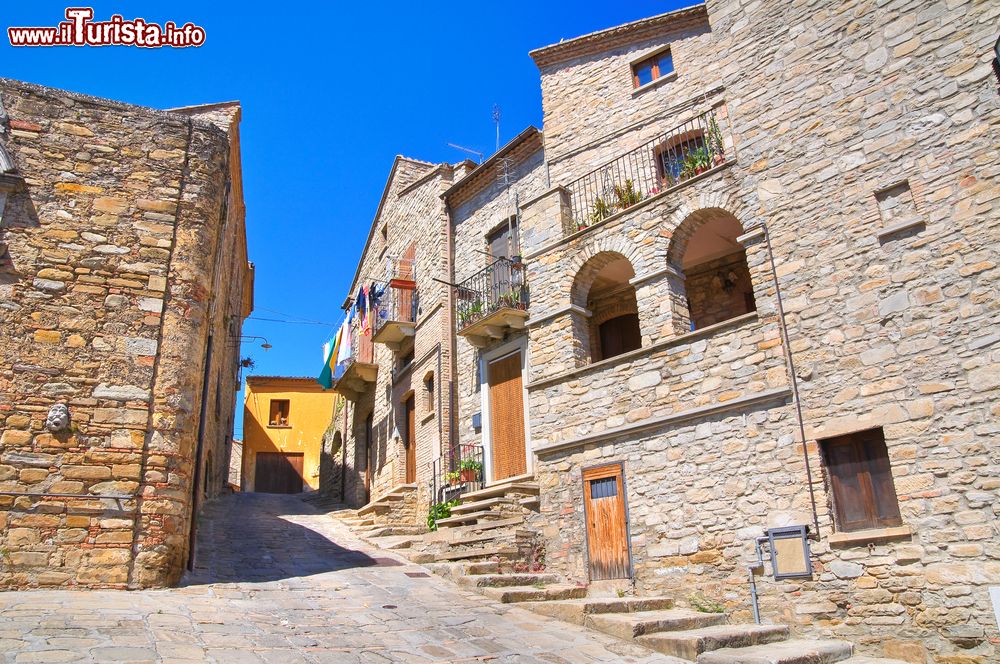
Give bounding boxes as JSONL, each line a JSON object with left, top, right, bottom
{"left": 532, "top": 386, "right": 791, "bottom": 456}
{"left": 828, "top": 525, "right": 912, "bottom": 548}
{"left": 525, "top": 304, "right": 591, "bottom": 328}
{"left": 527, "top": 311, "right": 759, "bottom": 390}
{"left": 876, "top": 218, "right": 925, "bottom": 242}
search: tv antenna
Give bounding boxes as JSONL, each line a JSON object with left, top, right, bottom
{"left": 492, "top": 104, "right": 502, "bottom": 153}
{"left": 447, "top": 143, "right": 484, "bottom": 164}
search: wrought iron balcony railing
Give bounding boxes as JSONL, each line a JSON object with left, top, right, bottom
{"left": 372, "top": 280, "right": 417, "bottom": 345}
{"left": 566, "top": 109, "right": 729, "bottom": 231}
{"left": 455, "top": 257, "right": 528, "bottom": 332}
{"left": 430, "top": 443, "right": 484, "bottom": 507}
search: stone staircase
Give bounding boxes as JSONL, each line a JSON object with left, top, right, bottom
{"left": 353, "top": 483, "right": 419, "bottom": 529}
{"left": 323, "top": 489, "right": 911, "bottom": 664}
{"left": 415, "top": 561, "right": 910, "bottom": 664}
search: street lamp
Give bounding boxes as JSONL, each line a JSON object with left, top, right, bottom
{"left": 239, "top": 335, "right": 272, "bottom": 351}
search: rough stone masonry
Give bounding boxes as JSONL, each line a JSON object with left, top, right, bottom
{"left": 0, "top": 79, "right": 253, "bottom": 589}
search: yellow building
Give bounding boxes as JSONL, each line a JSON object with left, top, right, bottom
{"left": 241, "top": 376, "right": 337, "bottom": 493}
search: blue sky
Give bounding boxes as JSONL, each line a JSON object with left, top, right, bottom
{"left": 3, "top": 1, "right": 690, "bottom": 436}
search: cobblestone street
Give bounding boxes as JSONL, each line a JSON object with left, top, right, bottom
{"left": 0, "top": 493, "right": 677, "bottom": 663}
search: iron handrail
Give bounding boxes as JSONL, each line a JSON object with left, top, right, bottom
{"left": 454, "top": 257, "right": 528, "bottom": 331}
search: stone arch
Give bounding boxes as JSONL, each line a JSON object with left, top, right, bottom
{"left": 663, "top": 206, "right": 757, "bottom": 331}
{"left": 567, "top": 235, "right": 646, "bottom": 306}
{"left": 652, "top": 185, "right": 747, "bottom": 267}
{"left": 570, "top": 250, "right": 642, "bottom": 363}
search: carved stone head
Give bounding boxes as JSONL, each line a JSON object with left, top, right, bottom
{"left": 45, "top": 403, "right": 71, "bottom": 432}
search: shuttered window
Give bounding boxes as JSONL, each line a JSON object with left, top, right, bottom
{"left": 821, "top": 428, "right": 902, "bottom": 532}
{"left": 487, "top": 217, "right": 519, "bottom": 260}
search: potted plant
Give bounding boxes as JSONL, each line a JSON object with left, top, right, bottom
{"left": 459, "top": 458, "right": 482, "bottom": 482}
{"left": 708, "top": 116, "right": 726, "bottom": 166}
{"left": 589, "top": 196, "right": 614, "bottom": 225}
{"left": 612, "top": 179, "right": 643, "bottom": 210}
{"left": 445, "top": 470, "right": 461, "bottom": 487}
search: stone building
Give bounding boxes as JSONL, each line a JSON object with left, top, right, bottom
{"left": 241, "top": 376, "right": 337, "bottom": 493}
{"left": 0, "top": 79, "right": 253, "bottom": 588}
{"left": 324, "top": 1, "right": 999, "bottom": 660}
{"left": 326, "top": 157, "right": 471, "bottom": 525}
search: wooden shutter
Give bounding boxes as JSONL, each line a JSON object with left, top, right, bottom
{"left": 823, "top": 429, "right": 901, "bottom": 532}
{"left": 488, "top": 218, "right": 519, "bottom": 260}
{"left": 488, "top": 352, "right": 527, "bottom": 481}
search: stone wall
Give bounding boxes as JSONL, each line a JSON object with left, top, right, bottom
{"left": 0, "top": 79, "right": 251, "bottom": 588}
{"left": 448, "top": 137, "right": 547, "bottom": 476}
{"left": 522, "top": 1, "right": 1000, "bottom": 661}
{"left": 330, "top": 157, "right": 468, "bottom": 520}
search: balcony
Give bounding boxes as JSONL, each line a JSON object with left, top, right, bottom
{"left": 331, "top": 324, "right": 377, "bottom": 401}
{"left": 372, "top": 280, "right": 417, "bottom": 349}
{"left": 455, "top": 257, "right": 528, "bottom": 348}
{"left": 430, "top": 444, "right": 485, "bottom": 505}
{"left": 566, "top": 109, "right": 730, "bottom": 231}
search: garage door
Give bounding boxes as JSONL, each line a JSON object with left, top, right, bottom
{"left": 254, "top": 452, "right": 304, "bottom": 494}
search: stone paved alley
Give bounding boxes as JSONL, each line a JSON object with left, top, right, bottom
{"left": 0, "top": 493, "right": 678, "bottom": 663}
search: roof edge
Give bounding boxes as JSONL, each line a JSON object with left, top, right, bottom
{"left": 529, "top": 4, "right": 708, "bottom": 68}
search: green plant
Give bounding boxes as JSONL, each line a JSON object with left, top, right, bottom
{"left": 680, "top": 147, "right": 710, "bottom": 179}
{"left": 444, "top": 470, "right": 461, "bottom": 485}
{"left": 612, "top": 179, "right": 643, "bottom": 210}
{"left": 427, "top": 499, "right": 460, "bottom": 531}
{"left": 689, "top": 592, "right": 725, "bottom": 613}
{"left": 589, "top": 196, "right": 615, "bottom": 225}
{"left": 531, "top": 582, "right": 546, "bottom": 590}
{"left": 707, "top": 116, "right": 725, "bottom": 158}
{"left": 459, "top": 458, "right": 482, "bottom": 472}
{"left": 616, "top": 588, "right": 626, "bottom": 598}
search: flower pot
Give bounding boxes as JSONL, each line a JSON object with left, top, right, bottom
{"left": 695, "top": 166, "right": 707, "bottom": 175}
{"left": 713, "top": 154, "right": 726, "bottom": 166}
{"left": 460, "top": 469, "right": 477, "bottom": 482}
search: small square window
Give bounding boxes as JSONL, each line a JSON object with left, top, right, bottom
{"left": 632, "top": 49, "right": 674, "bottom": 89}
{"left": 268, "top": 399, "right": 290, "bottom": 427}
{"left": 820, "top": 428, "right": 902, "bottom": 533}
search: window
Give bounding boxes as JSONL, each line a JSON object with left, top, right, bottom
{"left": 820, "top": 428, "right": 902, "bottom": 533}
{"left": 268, "top": 399, "right": 290, "bottom": 427}
{"left": 632, "top": 49, "right": 673, "bottom": 88}
{"left": 487, "top": 217, "right": 520, "bottom": 260}
{"left": 423, "top": 372, "right": 434, "bottom": 413}
{"left": 655, "top": 133, "right": 705, "bottom": 185}
{"left": 598, "top": 314, "right": 642, "bottom": 361}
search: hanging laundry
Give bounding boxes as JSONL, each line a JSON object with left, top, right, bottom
{"left": 336, "top": 318, "right": 353, "bottom": 367}
{"left": 360, "top": 285, "right": 371, "bottom": 336}
{"left": 316, "top": 333, "right": 338, "bottom": 389}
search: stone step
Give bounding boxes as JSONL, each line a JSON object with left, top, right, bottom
{"left": 458, "top": 572, "right": 561, "bottom": 588}
{"left": 519, "top": 496, "right": 540, "bottom": 509}
{"left": 481, "top": 584, "right": 588, "bottom": 603}
{"left": 451, "top": 497, "right": 514, "bottom": 514}
{"left": 433, "top": 545, "right": 518, "bottom": 562}
{"left": 639, "top": 624, "right": 789, "bottom": 659}
{"left": 696, "top": 639, "right": 854, "bottom": 664}
{"left": 522, "top": 597, "right": 675, "bottom": 625}
{"left": 459, "top": 480, "right": 539, "bottom": 502}
{"left": 365, "top": 535, "right": 415, "bottom": 550}
{"left": 586, "top": 608, "right": 727, "bottom": 640}
{"left": 435, "top": 510, "right": 511, "bottom": 527}
{"left": 341, "top": 518, "right": 375, "bottom": 527}
{"left": 402, "top": 551, "right": 436, "bottom": 564}
{"left": 839, "top": 658, "right": 911, "bottom": 664}
{"left": 424, "top": 561, "right": 500, "bottom": 580}
{"left": 426, "top": 516, "right": 524, "bottom": 541}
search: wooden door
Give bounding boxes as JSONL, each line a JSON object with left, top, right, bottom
{"left": 582, "top": 464, "right": 631, "bottom": 580}
{"left": 488, "top": 352, "right": 527, "bottom": 481}
{"left": 254, "top": 452, "right": 304, "bottom": 494}
{"left": 404, "top": 396, "right": 416, "bottom": 483}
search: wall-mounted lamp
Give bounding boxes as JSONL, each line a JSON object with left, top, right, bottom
{"left": 238, "top": 335, "right": 272, "bottom": 351}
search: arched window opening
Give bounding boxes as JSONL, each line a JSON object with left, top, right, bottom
{"left": 586, "top": 257, "right": 641, "bottom": 362}
{"left": 679, "top": 214, "right": 756, "bottom": 330}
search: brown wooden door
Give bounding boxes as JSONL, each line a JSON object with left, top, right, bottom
{"left": 254, "top": 452, "right": 304, "bottom": 494}
{"left": 404, "top": 396, "right": 416, "bottom": 484}
{"left": 488, "top": 352, "right": 527, "bottom": 481}
{"left": 582, "top": 464, "right": 631, "bottom": 580}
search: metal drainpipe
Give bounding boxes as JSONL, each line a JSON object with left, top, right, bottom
{"left": 756, "top": 221, "right": 821, "bottom": 538}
